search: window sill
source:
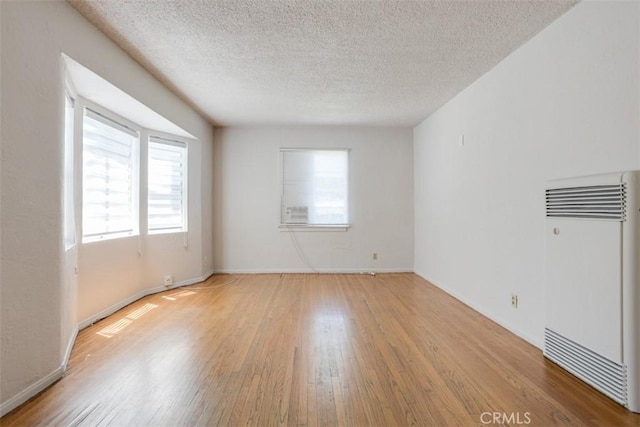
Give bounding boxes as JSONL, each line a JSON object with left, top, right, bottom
{"left": 82, "top": 231, "right": 138, "bottom": 244}
{"left": 279, "top": 224, "right": 351, "bottom": 232}
{"left": 148, "top": 228, "right": 187, "bottom": 236}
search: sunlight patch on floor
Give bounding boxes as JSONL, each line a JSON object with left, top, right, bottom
{"left": 97, "top": 303, "right": 158, "bottom": 338}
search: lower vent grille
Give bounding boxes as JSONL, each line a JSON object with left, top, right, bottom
{"left": 544, "top": 328, "right": 627, "bottom": 406}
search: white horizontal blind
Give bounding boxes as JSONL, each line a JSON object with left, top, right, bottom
{"left": 82, "top": 109, "right": 138, "bottom": 241}
{"left": 281, "top": 149, "right": 349, "bottom": 225}
{"left": 148, "top": 137, "right": 187, "bottom": 233}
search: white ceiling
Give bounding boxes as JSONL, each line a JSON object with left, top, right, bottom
{"left": 68, "top": 0, "right": 577, "bottom": 127}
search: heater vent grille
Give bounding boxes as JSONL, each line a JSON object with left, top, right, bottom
{"left": 544, "top": 328, "right": 628, "bottom": 407}
{"left": 545, "top": 184, "right": 626, "bottom": 221}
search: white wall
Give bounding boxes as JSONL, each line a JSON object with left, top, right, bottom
{"left": 213, "top": 126, "right": 414, "bottom": 273}
{"left": 201, "top": 128, "right": 215, "bottom": 275}
{"left": 414, "top": 0, "right": 639, "bottom": 347}
{"left": 0, "top": 0, "right": 213, "bottom": 413}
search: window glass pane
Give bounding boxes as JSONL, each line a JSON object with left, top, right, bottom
{"left": 82, "top": 109, "right": 138, "bottom": 241}
{"left": 148, "top": 137, "right": 187, "bottom": 233}
{"left": 281, "top": 149, "right": 349, "bottom": 225}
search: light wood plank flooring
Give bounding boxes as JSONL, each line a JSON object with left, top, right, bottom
{"left": 2, "top": 273, "right": 639, "bottom": 426}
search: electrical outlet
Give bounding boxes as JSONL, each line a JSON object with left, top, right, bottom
{"left": 164, "top": 275, "right": 173, "bottom": 286}
{"left": 373, "top": 253, "right": 378, "bottom": 260}
{"left": 511, "top": 294, "right": 518, "bottom": 308}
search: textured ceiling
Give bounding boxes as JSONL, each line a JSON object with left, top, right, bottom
{"left": 68, "top": 0, "right": 577, "bottom": 127}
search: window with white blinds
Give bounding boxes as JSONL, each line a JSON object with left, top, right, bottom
{"left": 148, "top": 137, "right": 187, "bottom": 233}
{"left": 82, "top": 109, "right": 139, "bottom": 242}
{"left": 280, "top": 149, "right": 349, "bottom": 227}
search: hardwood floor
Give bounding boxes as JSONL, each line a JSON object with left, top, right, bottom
{"left": 2, "top": 273, "right": 639, "bottom": 426}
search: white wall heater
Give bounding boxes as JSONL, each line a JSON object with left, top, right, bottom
{"left": 545, "top": 170, "right": 640, "bottom": 412}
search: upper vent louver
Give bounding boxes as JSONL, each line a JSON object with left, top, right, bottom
{"left": 546, "top": 184, "right": 626, "bottom": 221}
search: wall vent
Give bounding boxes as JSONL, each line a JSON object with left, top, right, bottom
{"left": 545, "top": 184, "right": 626, "bottom": 221}
{"left": 544, "top": 328, "right": 628, "bottom": 406}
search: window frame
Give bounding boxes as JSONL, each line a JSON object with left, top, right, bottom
{"left": 80, "top": 100, "right": 141, "bottom": 243}
{"left": 147, "top": 134, "right": 189, "bottom": 235}
{"left": 63, "top": 83, "right": 77, "bottom": 251}
{"left": 278, "top": 148, "right": 351, "bottom": 232}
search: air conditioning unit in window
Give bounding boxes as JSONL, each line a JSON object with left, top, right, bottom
{"left": 283, "top": 206, "right": 309, "bottom": 224}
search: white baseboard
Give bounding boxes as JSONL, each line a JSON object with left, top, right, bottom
{"left": 78, "top": 272, "right": 213, "bottom": 329}
{"left": 62, "top": 325, "right": 79, "bottom": 371}
{"left": 78, "top": 288, "right": 151, "bottom": 330}
{"left": 1, "top": 324, "right": 83, "bottom": 417}
{"left": 0, "top": 367, "right": 64, "bottom": 417}
{"left": 212, "top": 268, "right": 414, "bottom": 274}
{"left": 201, "top": 270, "right": 215, "bottom": 280}
{"left": 414, "top": 271, "right": 543, "bottom": 350}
